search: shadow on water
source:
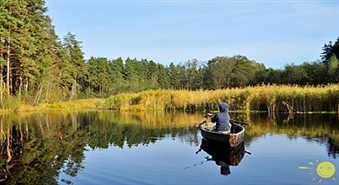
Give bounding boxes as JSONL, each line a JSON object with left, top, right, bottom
{"left": 0, "top": 111, "right": 337, "bottom": 184}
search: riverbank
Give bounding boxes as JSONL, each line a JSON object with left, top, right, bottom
{"left": 105, "top": 84, "right": 339, "bottom": 113}
{"left": 4, "top": 84, "right": 339, "bottom": 113}
{"left": 6, "top": 98, "right": 105, "bottom": 112}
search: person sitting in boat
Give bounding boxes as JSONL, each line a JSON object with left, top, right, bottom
{"left": 206, "top": 103, "right": 231, "bottom": 134}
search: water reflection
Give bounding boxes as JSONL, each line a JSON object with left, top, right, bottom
{"left": 245, "top": 113, "right": 339, "bottom": 158}
{"left": 196, "top": 139, "right": 248, "bottom": 176}
{"left": 0, "top": 111, "right": 201, "bottom": 184}
{"left": 0, "top": 111, "right": 337, "bottom": 184}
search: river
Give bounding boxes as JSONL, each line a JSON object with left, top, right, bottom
{"left": 0, "top": 111, "right": 338, "bottom": 185}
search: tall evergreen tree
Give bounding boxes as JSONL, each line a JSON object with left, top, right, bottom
{"left": 62, "top": 32, "right": 86, "bottom": 101}
{"left": 110, "top": 57, "right": 125, "bottom": 94}
{"left": 124, "top": 58, "right": 141, "bottom": 92}
{"left": 147, "top": 60, "right": 159, "bottom": 89}
{"left": 87, "top": 57, "right": 113, "bottom": 96}
{"left": 177, "top": 64, "right": 188, "bottom": 90}
{"left": 157, "top": 63, "right": 170, "bottom": 89}
{"left": 0, "top": 0, "right": 23, "bottom": 96}
{"left": 0, "top": 0, "right": 64, "bottom": 105}
{"left": 168, "top": 63, "right": 180, "bottom": 90}
{"left": 0, "top": 4, "right": 10, "bottom": 107}
{"left": 321, "top": 37, "right": 339, "bottom": 64}
{"left": 16, "top": 0, "right": 50, "bottom": 97}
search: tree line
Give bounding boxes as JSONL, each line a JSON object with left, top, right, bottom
{"left": 1, "top": 0, "right": 339, "bottom": 108}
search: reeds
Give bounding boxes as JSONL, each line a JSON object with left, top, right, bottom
{"left": 16, "top": 98, "right": 105, "bottom": 112}
{"left": 105, "top": 84, "right": 339, "bottom": 113}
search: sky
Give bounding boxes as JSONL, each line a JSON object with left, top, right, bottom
{"left": 45, "top": 0, "right": 338, "bottom": 69}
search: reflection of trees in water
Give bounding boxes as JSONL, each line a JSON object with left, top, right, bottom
{"left": 0, "top": 111, "right": 201, "bottom": 184}
{"left": 242, "top": 113, "right": 339, "bottom": 158}
{"left": 327, "top": 137, "right": 339, "bottom": 159}
{"left": 0, "top": 112, "right": 88, "bottom": 184}
{"left": 0, "top": 114, "right": 60, "bottom": 184}
{"left": 0, "top": 112, "right": 337, "bottom": 184}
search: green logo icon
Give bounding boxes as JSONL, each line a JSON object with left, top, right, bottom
{"left": 299, "top": 160, "right": 336, "bottom": 183}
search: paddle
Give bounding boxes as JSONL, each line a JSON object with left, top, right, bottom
{"left": 202, "top": 113, "right": 250, "bottom": 126}
{"left": 230, "top": 119, "right": 250, "bottom": 126}
{"left": 196, "top": 119, "right": 207, "bottom": 127}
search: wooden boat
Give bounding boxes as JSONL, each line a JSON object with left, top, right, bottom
{"left": 198, "top": 120, "right": 245, "bottom": 148}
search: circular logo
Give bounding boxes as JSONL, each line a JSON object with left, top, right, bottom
{"left": 316, "top": 161, "right": 336, "bottom": 179}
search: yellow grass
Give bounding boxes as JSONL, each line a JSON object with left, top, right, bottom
{"left": 5, "top": 84, "right": 338, "bottom": 113}
{"left": 15, "top": 98, "right": 105, "bottom": 112}
{"left": 105, "top": 84, "right": 339, "bottom": 113}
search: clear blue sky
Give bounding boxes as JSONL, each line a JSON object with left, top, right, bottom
{"left": 45, "top": 0, "right": 338, "bottom": 69}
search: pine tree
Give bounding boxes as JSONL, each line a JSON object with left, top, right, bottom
{"left": 0, "top": 0, "right": 23, "bottom": 96}
{"left": 321, "top": 37, "right": 339, "bottom": 64}
{"left": 62, "top": 32, "right": 86, "bottom": 101}
{"left": 157, "top": 63, "right": 170, "bottom": 89}
{"left": 110, "top": 57, "right": 125, "bottom": 94}
{"left": 168, "top": 63, "right": 180, "bottom": 90}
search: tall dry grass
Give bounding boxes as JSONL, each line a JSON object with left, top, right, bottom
{"left": 16, "top": 98, "right": 105, "bottom": 112}
{"left": 105, "top": 84, "right": 339, "bottom": 113}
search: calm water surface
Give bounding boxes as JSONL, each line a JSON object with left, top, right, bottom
{"left": 0, "top": 111, "right": 338, "bottom": 185}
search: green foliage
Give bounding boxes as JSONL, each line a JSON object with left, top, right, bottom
{"left": 327, "top": 55, "right": 339, "bottom": 82}
{"left": 168, "top": 62, "right": 181, "bottom": 89}
{"left": 3, "top": 96, "right": 21, "bottom": 111}
{"left": 203, "top": 55, "right": 261, "bottom": 89}
{"left": 321, "top": 36, "right": 339, "bottom": 64}
{"left": 0, "top": 58, "right": 5, "bottom": 65}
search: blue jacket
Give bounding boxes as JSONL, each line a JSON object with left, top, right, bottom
{"left": 211, "top": 103, "right": 231, "bottom": 131}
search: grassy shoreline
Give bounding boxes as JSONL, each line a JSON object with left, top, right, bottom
{"left": 4, "top": 84, "right": 339, "bottom": 113}
{"left": 104, "top": 84, "right": 339, "bottom": 113}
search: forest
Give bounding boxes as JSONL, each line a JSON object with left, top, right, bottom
{"left": 1, "top": 0, "right": 339, "bottom": 110}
